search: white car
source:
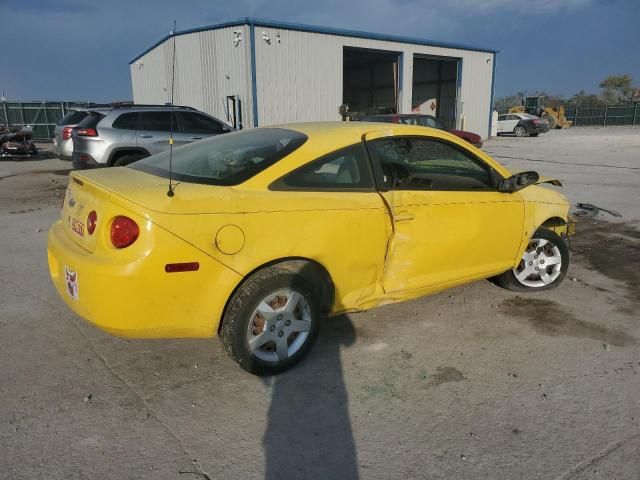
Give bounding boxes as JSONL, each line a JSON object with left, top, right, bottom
{"left": 497, "top": 113, "right": 549, "bottom": 137}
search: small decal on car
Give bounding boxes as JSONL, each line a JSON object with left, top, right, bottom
{"left": 65, "top": 266, "right": 79, "bottom": 300}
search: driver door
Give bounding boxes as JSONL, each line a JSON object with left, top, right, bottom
{"left": 365, "top": 132, "right": 525, "bottom": 293}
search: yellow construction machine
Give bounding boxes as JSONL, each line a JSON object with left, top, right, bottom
{"left": 509, "top": 96, "right": 572, "bottom": 129}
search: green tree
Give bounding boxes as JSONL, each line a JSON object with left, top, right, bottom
{"left": 568, "top": 90, "right": 605, "bottom": 107}
{"left": 494, "top": 95, "right": 521, "bottom": 110}
{"left": 599, "top": 74, "right": 634, "bottom": 103}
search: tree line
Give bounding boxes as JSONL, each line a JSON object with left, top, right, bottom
{"left": 495, "top": 74, "right": 639, "bottom": 110}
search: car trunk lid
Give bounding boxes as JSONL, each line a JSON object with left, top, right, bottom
{"left": 61, "top": 175, "right": 111, "bottom": 253}
{"left": 72, "top": 167, "right": 239, "bottom": 216}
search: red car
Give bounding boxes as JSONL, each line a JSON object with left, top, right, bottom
{"left": 357, "top": 114, "right": 483, "bottom": 148}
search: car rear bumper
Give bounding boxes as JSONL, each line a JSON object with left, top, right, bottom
{"left": 71, "top": 152, "right": 103, "bottom": 169}
{"left": 54, "top": 137, "right": 74, "bottom": 159}
{"left": 47, "top": 219, "right": 242, "bottom": 338}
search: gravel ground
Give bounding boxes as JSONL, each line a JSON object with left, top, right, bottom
{"left": 1, "top": 128, "right": 639, "bottom": 479}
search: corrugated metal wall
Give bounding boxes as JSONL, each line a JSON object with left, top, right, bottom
{"left": 130, "top": 26, "right": 252, "bottom": 127}
{"left": 254, "top": 28, "right": 494, "bottom": 138}
{"left": 131, "top": 24, "right": 494, "bottom": 138}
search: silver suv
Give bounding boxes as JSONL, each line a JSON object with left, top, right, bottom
{"left": 54, "top": 108, "right": 109, "bottom": 160}
{"left": 71, "top": 105, "right": 232, "bottom": 168}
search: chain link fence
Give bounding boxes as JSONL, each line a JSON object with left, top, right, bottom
{"left": 0, "top": 101, "right": 103, "bottom": 140}
{"left": 496, "top": 104, "right": 639, "bottom": 127}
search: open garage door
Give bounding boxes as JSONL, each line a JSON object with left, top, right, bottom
{"left": 412, "top": 55, "right": 460, "bottom": 129}
{"left": 343, "top": 47, "right": 400, "bottom": 119}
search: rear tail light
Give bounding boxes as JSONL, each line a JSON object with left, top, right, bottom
{"left": 532, "top": 119, "right": 541, "bottom": 125}
{"left": 87, "top": 210, "right": 97, "bottom": 235}
{"left": 76, "top": 128, "right": 98, "bottom": 137}
{"left": 62, "top": 127, "right": 73, "bottom": 140}
{"left": 110, "top": 216, "right": 139, "bottom": 248}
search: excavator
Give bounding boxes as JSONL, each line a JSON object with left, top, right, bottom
{"left": 509, "top": 96, "right": 572, "bottom": 129}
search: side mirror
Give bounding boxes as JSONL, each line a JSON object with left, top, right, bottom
{"left": 498, "top": 171, "right": 539, "bottom": 193}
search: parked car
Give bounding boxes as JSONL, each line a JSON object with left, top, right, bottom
{"left": 48, "top": 122, "right": 571, "bottom": 375}
{"left": 71, "top": 105, "right": 233, "bottom": 169}
{"left": 497, "top": 113, "right": 549, "bottom": 137}
{"left": 54, "top": 109, "right": 98, "bottom": 160}
{"left": 357, "top": 113, "right": 483, "bottom": 148}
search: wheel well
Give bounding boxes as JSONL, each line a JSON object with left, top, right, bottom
{"left": 540, "top": 216, "right": 566, "bottom": 228}
{"left": 108, "top": 148, "right": 149, "bottom": 166}
{"left": 218, "top": 258, "right": 335, "bottom": 334}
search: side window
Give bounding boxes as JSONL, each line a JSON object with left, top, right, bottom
{"left": 420, "top": 116, "right": 441, "bottom": 129}
{"left": 507, "top": 114, "right": 519, "bottom": 121}
{"left": 139, "top": 111, "right": 175, "bottom": 132}
{"left": 273, "top": 144, "right": 373, "bottom": 190}
{"left": 368, "top": 136, "right": 495, "bottom": 191}
{"left": 498, "top": 115, "right": 507, "bottom": 121}
{"left": 178, "top": 112, "right": 224, "bottom": 134}
{"left": 112, "top": 112, "right": 138, "bottom": 130}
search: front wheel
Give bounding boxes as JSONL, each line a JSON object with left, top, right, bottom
{"left": 220, "top": 267, "right": 320, "bottom": 375}
{"left": 494, "top": 228, "right": 569, "bottom": 292}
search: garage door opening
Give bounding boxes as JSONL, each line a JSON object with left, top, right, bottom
{"left": 412, "top": 56, "right": 459, "bottom": 129}
{"left": 343, "top": 47, "right": 400, "bottom": 119}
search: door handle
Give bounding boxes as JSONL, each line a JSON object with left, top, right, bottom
{"left": 394, "top": 212, "right": 415, "bottom": 222}
{"left": 189, "top": 136, "right": 203, "bottom": 140}
{"left": 139, "top": 134, "right": 153, "bottom": 138}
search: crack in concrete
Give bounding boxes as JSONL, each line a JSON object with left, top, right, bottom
{"left": 4, "top": 277, "right": 213, "bottom": 480}
{"left": 553, "top": 432, "right": 640, "bottom": 480}
{"left": 492, "top": 154, "right": 640, "bottom": 171}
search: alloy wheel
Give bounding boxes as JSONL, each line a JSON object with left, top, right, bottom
{"left": 246, "top": 289, "right": 312, "bottom": 362}
{"left": 513, "top": 238, "right": 562, "bottom": 287}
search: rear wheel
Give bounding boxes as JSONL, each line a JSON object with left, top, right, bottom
{"left": 494, "top": 228, "right": 569, "bottom": 292}
{"left": 112, "top": 153, "right": 144, "bottom": 167}
{"left": 220, "top": 266, "right": 320, "bottom": 375}
{"left": 514, "top": 125, "right": 527, "bottom": 137}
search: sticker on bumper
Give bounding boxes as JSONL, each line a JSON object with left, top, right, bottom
{"left": 65, "top": 266, "right": 79, "bottom": 300}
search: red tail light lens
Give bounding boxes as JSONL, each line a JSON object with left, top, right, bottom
{"left": 87, "top": 210, "right": 97, "bottom": 235}
{"left": 62, "top": 127, "right": 73, "bottom": 140}
{"left": 110, "top": 216, "right": 139, "bottom": 248}
{"left": 76, "top": 128, "right": 98, "bottom": 137}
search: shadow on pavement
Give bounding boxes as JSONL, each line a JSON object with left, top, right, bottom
{"left": 263, "top": 314, "right": 358, "bottom": 480}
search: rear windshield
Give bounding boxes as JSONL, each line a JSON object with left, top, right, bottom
{"left": 76, "top": 112, "right": 106, "bottom": 129}
{"left": 131, "top": 128, "right": 308, "bottom": 186}
{"left": 57, "top": 110, "right": 88, "bottom": 126}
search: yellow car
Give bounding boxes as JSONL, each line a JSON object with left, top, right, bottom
{"left": 47, "top": 122, "right": 571, "bottom": 375}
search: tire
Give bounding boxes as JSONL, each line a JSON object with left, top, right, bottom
{"left": 112, "top": 153, "right": 144, "bottom": 167}
{"left": 494, "top": 228, "right": 569, "bottom": 292}
{"left": 514, "top": 125, "right": 527, "bottom": 137}
{"left": 543, "top": 114, "right": 557, "bottom": 129}
{"left": 220, "top": 266, "right": 321, "bottom": 375}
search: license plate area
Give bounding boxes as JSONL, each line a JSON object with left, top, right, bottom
{"left": 70, "top": 218, "right": 85, "bottom": 237}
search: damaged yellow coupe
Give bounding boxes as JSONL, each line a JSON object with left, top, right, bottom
{"left": 47, "top": 122, "right": 571, "bottom": 374}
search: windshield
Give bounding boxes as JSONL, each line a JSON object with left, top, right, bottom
{"left": 131, "top": 128, "right": 308, "bottom": 186}
{"left": 57, "top": 110, "right": 88, "bottom": 126}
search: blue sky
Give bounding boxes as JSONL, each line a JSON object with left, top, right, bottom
{"left": 1, "top": 0, "right": 638, "bottom": 101}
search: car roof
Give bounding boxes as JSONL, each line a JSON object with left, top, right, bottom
{"left": 237, "top": 122, "right": 505, "bottom": 189}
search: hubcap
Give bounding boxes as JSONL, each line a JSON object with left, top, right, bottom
{"left": 513, "top": 238, "right": 562, "bottom": 287}
{"left": 246, "top": 289, "right": 312, "bottom": 363}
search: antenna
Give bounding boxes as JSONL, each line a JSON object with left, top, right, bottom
{"left": 167, "top": 20, "right": 177, "bottom": 197}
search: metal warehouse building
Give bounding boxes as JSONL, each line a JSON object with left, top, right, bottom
{"left": 130, "top": 18, "right": 497, "bottom": 138}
